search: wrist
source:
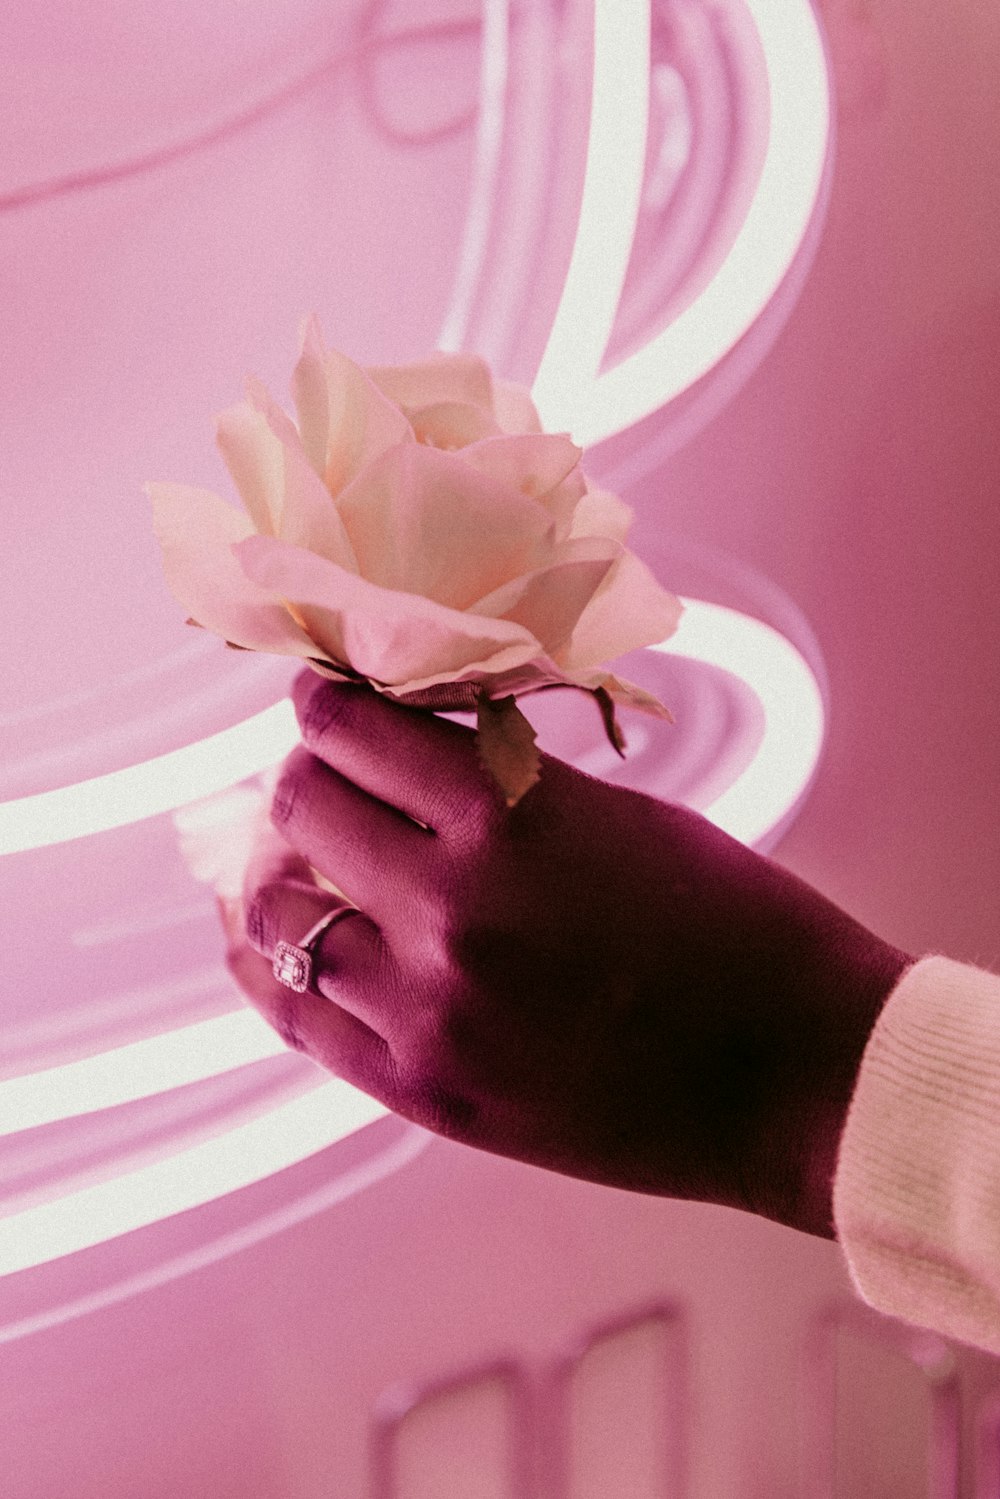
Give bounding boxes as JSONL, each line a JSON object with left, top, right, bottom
{"left": 746, "top": 931, "right": 916, "bottom": 1240}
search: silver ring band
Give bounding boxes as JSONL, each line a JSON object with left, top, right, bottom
{"left": 272, "top": 904, "right": 358, "bottom": 993}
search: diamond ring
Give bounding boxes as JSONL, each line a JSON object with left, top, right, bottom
{"left": 272, "top": 906, "right": 358, "bottom": 993}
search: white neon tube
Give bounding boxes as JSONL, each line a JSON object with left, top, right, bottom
{"left": 534, "top": 0, "right": 650, "bottom": 391}
{"left": 532, "top": 0, "right": 831, "bottom": 443}
{"left": 0, "top": 1079, "right": 389, "bottom": 1276}
{"left": 437, "top": 0, "right": 509, "bottom": 351}
{"left": 0, "top": 699, "right": 299, "bottom": 855}
{"left": 656, "top": 601, "right": 824, "bottom": 847}
{"left": 0, "top": 1009, "right": 286, "bottom": 1137}
{"left": 0, "top": 0, "right": 829, "bottom": 860}
{"left": 0, "top": 0, "right": 831, "bottom": 1273}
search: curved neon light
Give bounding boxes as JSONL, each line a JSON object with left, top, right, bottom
{"left": 656, "top": 600, "right": 824, "bottom": 848}
{"left": 0, "top": 701, "right": 300, "bottom": 855}
{"left": 531, "top": 0, "right": 831, "bottom": 443}
{"left": 0, "top": 1125, "right": 432, "bottom": 1344}
{"left": 0, "top": 1080, "right": 389, "bottom": 1277}
{"left": 0, "top": 0, "right": 830, "bottom": 860}
{"left": 0, "top": 0, "right": 832, "bottom": 1274}
{"left": 531, "top": 0, "right": 651, "bottom": 399}
{"left": 437, "top": 0, "right": 509, "bottom": 351}
{"left": 0, "top": 1009, "right": 287, "bottom": 1137}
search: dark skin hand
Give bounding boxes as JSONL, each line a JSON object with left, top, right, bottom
{"left": 228, "top": 669, "right": 915, "bottom": 1239}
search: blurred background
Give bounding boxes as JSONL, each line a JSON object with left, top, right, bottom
{"left": 1, "top": 1, "right": 998, "bottom": 1494}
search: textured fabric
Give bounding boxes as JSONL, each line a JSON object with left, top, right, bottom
{"left": 833, "top": 954, "right": 1000, "bottom": 1354}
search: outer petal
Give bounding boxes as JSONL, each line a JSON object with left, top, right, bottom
{"left": 569, "top": 483, "right": 635, "bottom": 544}
{"left": 364, "top": 351, "right": 495, "bottom": 415}
{"left": 407, "top": 401, "right": 503, "bottom": 450}
{"left": 214, "top": 402, "right": 282, "bottom": 536}
{"left": 468, "top": 536, "right": 619, "bottom": 659}
{"left": 493, "top": 377, "right": 544, "bottom": 434}
{"left": 145, "top": 483, "right": 317, "bottom": 657}
{"left": 558, "top": 548, "right": 685, "bottom": 669}
{"left": 385, "top": 654, "right": 571, "bottom": 702}
{"left": 334, "top": 442, "right": 556, "bottom": 611}
{"left": 292, "top": 315, "right": 412, "bottom": 494}
{"left": 234, "top": 534, "right": 543, "bottom": 686}
{"left": 459, "top": 432, "right": 585, "bottom": 541}
{"left": 234, "top": 381, "right": 360, "bottom": 572}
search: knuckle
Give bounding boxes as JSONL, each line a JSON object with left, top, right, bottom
{"left": 270, "top": 745, "right": 316, "bottom": 827}
{"left": 407, "top": 987, "right": 486, "bottom": 1088}
{"left": 433, "top": 1001, "right": 479, "bottom": 1065}
{"left": 244, "top": 895, "right": 267, "bottom": 952}
{"left": 407, "top": 1076, "right": 478, "bottom": 1142}
{"left": 456, "top": 782, "right": 503, "bottom": 839}
{"left": 244, "top": 882, "right": 281, "bottom": 953}
{"left": 444, "top": 918, "right": 509, "bottom": 986}
{"left": 270, "top": 775, "right": 298, "bottom": 827}
{"left": 298, "top": 679, "right": 350, "bottom": 741}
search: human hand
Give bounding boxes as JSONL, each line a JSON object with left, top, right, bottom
{"left": 233, "top": 670, "right": 913, "bottom": 1239}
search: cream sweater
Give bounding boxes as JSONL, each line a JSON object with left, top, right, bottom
{"left": 833, "top": 954, "right": 1000, "bottom": 1355}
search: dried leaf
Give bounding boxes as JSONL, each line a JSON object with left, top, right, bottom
{"left": 306, "top": 656, "right": 366, "bottom": 684}
{"left": 596, "top": 670, "right": 675, "bottom": 723}
{"left": 475, "top": 694, "right": 541, "bottom": 808}
{"left": 590, "top": 683, "right": 627, "bottom": 758}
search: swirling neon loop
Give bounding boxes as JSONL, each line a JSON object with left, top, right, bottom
{"left": 0, "top": 0, "right": 830, "bottom": 1277}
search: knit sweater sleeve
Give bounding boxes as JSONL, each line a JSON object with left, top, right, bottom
{"left": 833, "top": 954, "right": 1000, "bottom": 1355}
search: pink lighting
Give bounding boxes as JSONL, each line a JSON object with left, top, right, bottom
{"left": 531, "top": 0, "right": 831, "bottom": 443}
{"left": 0, "top": 593, "right": 819, "bottom": 1172}
{"left": 10, "top": 0, "right": 997, "bottom": 1492}
{"left": 0, "top": 1078, "right": 390, "bottom": 1278}
{"left": 0, "top": 701, "right": 300, "bottom": 855}
{"left": 1, "top": 0, "right": 831, "bottom": 1287}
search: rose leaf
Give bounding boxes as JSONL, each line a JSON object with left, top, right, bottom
{"left": 590, "top": 683, "right": 628, "bottom": 758}
{"left": 475, "top": 693, "right": 541, "bottom": 808}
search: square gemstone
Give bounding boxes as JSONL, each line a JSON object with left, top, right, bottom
{"left": 273, "top": 942, "right": 309, "bottom": 992}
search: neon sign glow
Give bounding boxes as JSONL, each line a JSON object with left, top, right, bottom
{"left": 0, "top": 0, "right": 831, "bottom": 1275}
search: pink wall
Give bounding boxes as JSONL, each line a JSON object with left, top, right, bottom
{"left": 2, "top": 1, "right": 999, "bottom": 1495}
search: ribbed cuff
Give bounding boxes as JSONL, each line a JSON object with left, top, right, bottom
{"left": 833, "top": 954, "right": 1000, "bottom": 1354}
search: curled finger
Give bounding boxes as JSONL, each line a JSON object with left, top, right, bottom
{"left": 223, "top": 883, "right": 396, "bottom": 1103}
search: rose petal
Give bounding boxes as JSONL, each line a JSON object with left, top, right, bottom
{"left": 234, "top": 533, "right": 543, "bottom": 685}
{"left": 492, "top": 378, "right": 544, "bottom": 434}
{"left": 365, "top": 351, "right": 495, "bottom": 414}
{"left": 215, "top": 403, "right": 282, "bottom": 536}
{"left": 334, "top": 442, "right": 556, "bottom": 611}
{"left": 379, "top": 651, "right": 571, "bottom": 702}
{"left": 146, "top": 483, "right": 317, "bottom": 657}
{"left": 292, "top": 315, "right": 412, "bottom": 494}
{"left": 407, "top": 401, "right": 503, "bottom": 450}
{"left": 172, "top": 781, "right": 272, "bottom": 899}
{"left": 569, "top": 484, "right": 635, "bottom": 544}
{"left": 224, "top": 383, "right": 360, "bottom": 572}
{"left": 459, "top": 433, "right": 585, "bottom": 541}
{"left": 245, "top": 375, "right": 303, "bottom": 450}
{"left": 468, "top": 537, "right": 619, "bottom": 658}
{"left": 559, "top": 549, "right": 685, "bottom": 669}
